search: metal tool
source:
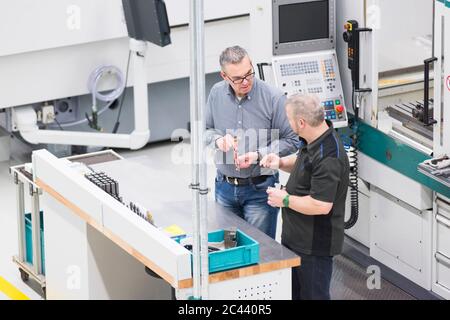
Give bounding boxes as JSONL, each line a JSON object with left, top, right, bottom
{"left": 128, "top": 201, "right": 155, "bottom": 225}
{"left": 224, "top": 229, "right": 237, "bottom": 249}
{"left": 85, "top": 171, "right": 121, "bottom": 199}
{"left": 233, "top": 136, "right": 240, "bottom": 172}
{"left": 431, "top": 155, "right": 450, "bottom": 165}
{"left": 274, "top": 183, "right": 285, "bottom": 190}
{"left": 424, "top": 156, "right": 450, "bottom": 169}
{"left": 431, "top": 167, "right": 450, "bottom": 176}
{"left": 85, "top": 171, "right": 156, "bottom": 225}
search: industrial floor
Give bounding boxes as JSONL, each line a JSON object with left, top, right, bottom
{"left": 0, "top": 138, "right": 414, "bottom": 300}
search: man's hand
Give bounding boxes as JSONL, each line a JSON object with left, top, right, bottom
{"left": 216, "top": 134, "right": 235, "bottom": 152}
{"left": 236, "top": 152, "right": 258, "bottom": 169}
{"left": 260, "top": 153, "right": 282, "bottom": 170}
{"left": 267, "top": 187, "right": 288, "bottom": 208}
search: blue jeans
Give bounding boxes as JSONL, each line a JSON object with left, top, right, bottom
{"left": 215, "top": 172, "right": 279, "bottom": 239}
{"left": 283, "top": 244, "right": 333, "bottom": 300}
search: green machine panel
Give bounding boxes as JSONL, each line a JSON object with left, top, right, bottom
{"left": 338, "top": 121, "right": 450, "bottom": 199}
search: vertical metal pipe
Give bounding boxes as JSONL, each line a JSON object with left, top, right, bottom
{"left": 190, "top": 0, "right": 209, "bottom": 299}
{"left": 30, "top": 186, "right": 42, "bottom": 274}
{"left": 16, "top": 181, "right": 26, "bottom": 262}
{"left": 189, "top": 0, "right": 201, "bottom": 299}
{"left": 193, "top": 0, "right": 209, "bottom": 300}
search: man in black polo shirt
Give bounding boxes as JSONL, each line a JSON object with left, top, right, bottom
{"left": 261, "top": 94, "right": 349, "bottom": 300}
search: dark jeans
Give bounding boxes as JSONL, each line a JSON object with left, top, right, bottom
{"left": 284, "top": 244, "right": 334, "bottom": 300}
{"left": 215, "top": 172, "right": 279, "bottom": 239}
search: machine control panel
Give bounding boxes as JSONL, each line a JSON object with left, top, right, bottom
{"left": 273, "top": 50, "right": 348, "bottom": 128}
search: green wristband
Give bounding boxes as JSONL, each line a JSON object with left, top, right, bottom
{"left": 283, "top": 194, "right": 290, "bottom": 208}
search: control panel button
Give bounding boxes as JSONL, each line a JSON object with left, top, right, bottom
{"left": 335, "top": 105, "right": 344, "bottom": 113}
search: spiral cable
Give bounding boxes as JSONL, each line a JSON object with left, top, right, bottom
{"left": 343, "top": 83, "right": 360, "bottom": 230}
{"left": 345, "top": 120, "right": 359, "bottom": 229}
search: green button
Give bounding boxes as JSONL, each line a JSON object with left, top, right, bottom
{"left": 335, "top": 100, "right": 341, "bottom": 105}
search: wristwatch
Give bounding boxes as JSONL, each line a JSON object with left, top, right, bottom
{"left": 283, "top": 194, "right": 290, "bottom": 208}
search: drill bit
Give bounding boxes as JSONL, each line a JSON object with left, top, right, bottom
{"left": 233, "top": 136, "right": 240, "bottom": 172}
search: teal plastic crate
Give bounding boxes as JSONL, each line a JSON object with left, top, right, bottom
{"left": 180, "top": 229, "right": 259, "bottom": 273}
{"left": 25, "top": 211, "right": 45, "bottom": 275}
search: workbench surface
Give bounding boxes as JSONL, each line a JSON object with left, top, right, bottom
{"left": 40, "top": 153, "right": 299, "bottom": 288}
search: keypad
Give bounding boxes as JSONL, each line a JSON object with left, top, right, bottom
{"left": 325, "top": 110, "right": 337, "bottom": 120}
{"left": 308, "top": 87, "right": 323, "bottom": 94}
{"left": 322, "top": 58, "right": 336, "bottom": 79}
{"left": 280, "top": 61, "right": 319, "bottom": 77}
{"left": 321, "top": 100, "right": 344, "bottom": 121}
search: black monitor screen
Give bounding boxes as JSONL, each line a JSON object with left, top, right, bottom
{"left": 279, "top": 1, "right": 329, "bottom": 44}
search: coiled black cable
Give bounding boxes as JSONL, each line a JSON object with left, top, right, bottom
{"left": 345, "top": 122, "right": 359, "bottom": 229}
{"left": 345, "top": 85, "right": 359, "bottom": 229}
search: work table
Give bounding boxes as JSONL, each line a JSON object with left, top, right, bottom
{"left": 33, "top": 150, "right": 299, "bottom": 299}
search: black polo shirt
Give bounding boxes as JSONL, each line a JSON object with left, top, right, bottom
{"left": 282, "top": 121, "right": 349, "bottom": 257}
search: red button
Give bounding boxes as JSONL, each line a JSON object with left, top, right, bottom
{"left": 335, "top": 105, "right": 344, "bottom": 113}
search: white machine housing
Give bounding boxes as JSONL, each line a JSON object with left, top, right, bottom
{"left": 270, "top": 0, "right": 348, "bottom": 128}
{"left": 432, "top": 0, "right": 450, "bottom": 300}
{"left": 0, "top": 0, "right": 253, "bottom": 151}
{"left": 0, "top": 0, "right": 251, "bottom": 108}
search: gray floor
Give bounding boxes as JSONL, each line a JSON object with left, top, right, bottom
{"left": 331, "top": 255, "right": 414, "bottom": 300}
{"left": 0, "top": 138, "right": 414, "bottom": 300}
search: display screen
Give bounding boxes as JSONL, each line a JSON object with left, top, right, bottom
{"left": 279, "top": 0, "right": 329, "bottom": 43}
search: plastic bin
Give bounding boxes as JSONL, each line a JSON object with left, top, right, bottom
{"left": 25, "top": 211, "right": 45, "bottom": 275}
{"left": 179, "top": 229, "right": 259, "bottom": 273}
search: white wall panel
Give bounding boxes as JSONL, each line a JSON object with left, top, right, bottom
{"left": 0, "top": 0, "right": 250, "bottom": 57}
{"left": 0, "top": 17, "right": 250, "bottom": 107}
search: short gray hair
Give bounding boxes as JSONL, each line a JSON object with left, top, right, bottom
{"left": 286, "top": 94, "right": 324, "bottom": 127}
{"left": 219, "top": 46, "right": 248, "bottom": 69}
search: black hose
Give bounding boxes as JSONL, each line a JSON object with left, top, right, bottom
{"left": 112, "top": 50, "right": 132, "bottom": 134}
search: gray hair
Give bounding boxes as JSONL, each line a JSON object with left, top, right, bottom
{"left": 286, "top": 94, "right": 324, "bottom": 127}
{"left": 219, "top": 46, "right": 248, "bottom": 69}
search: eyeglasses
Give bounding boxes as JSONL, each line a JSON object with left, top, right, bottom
{"left": 226, "top": 70, "right": 255, "bottom": 84}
